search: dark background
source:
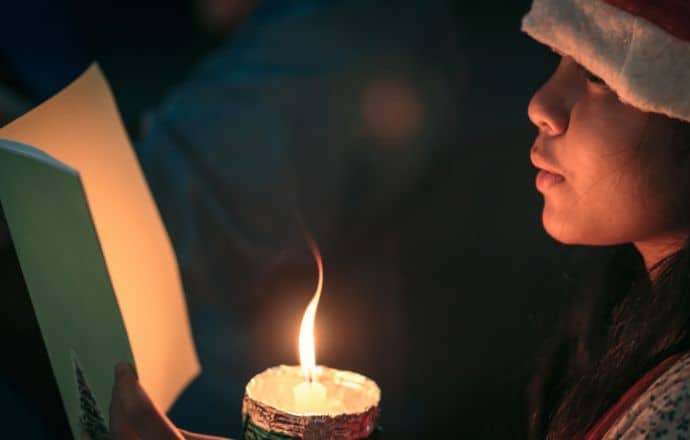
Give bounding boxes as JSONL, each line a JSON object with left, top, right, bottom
{"left": 0, "top": 1, "right": 573, "bottom": 438}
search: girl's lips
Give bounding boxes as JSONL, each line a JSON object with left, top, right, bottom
{"left": 536, "top": 169, "right": 565, "bottom": 192}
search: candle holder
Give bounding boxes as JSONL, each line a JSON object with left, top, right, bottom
{"left": 242, "top": 365, "right": 381, "bottom": 439}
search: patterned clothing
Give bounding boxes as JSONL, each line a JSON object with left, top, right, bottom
{"left": 603, "top": 352, "right": 690, "bottom": 439}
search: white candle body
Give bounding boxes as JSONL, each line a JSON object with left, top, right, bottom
{"left": 292, "top": 380, "right": 328, "bottom": 414}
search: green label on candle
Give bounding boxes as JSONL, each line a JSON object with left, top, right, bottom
{"left": 242, "top": 418, "right": 297, "bottom": 440}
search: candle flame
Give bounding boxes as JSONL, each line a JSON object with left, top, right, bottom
{"left": 298, "top": 236, "right": 323, "bottom": 383}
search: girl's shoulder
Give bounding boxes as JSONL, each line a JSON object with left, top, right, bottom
{"left": 604, "top": 352, "right": 690, "bottom": 439}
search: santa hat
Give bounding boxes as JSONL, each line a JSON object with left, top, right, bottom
{"left": 522, "top": 0, "right": 690, "bottom": 123}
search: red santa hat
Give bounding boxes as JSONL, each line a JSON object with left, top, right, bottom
{"left": 522, "top": 0, "right": 690, "bottom": 123}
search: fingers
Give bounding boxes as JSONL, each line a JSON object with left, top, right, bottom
{"left": 110, "top": 380, "right": 140, "bottom": 440}
{"left": 110, "top": 362, "right": 184, "bottom": 440}
{"left": 109, "top": 363, "right": 233, "bottom": 440}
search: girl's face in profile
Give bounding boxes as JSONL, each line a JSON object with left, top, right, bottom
{"left": 528, "top": 56, "right": 690, "bottom": 250}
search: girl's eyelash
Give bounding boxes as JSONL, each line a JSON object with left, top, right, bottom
{"left": 583, "top": 69, "right": 608, "bottom": 86}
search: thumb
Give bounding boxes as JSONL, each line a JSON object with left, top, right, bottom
{"left": 112, "top": 363, "right": 184, "bottom": 440}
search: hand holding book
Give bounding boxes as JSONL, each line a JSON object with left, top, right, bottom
{"left": 110, "top": 364, "right": 231, "bottom": 440}
{"left": 0, "top": 65, "right": 200, "bottom": 439}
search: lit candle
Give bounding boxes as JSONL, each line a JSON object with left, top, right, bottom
{"left": 242, "top": 237, "right": 381, "bottom": 439}
{"left": 292, "top": 236, "right": 328, "bottom": 413}
{"left": 292, "top": 380, "right": 327, "bottom": 414}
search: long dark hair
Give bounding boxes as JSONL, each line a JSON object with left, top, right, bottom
{"left": 527, "top": 243, "right": 690, "bottom": 439}
{"left": 527, "top": 119, "right": 690, "bottom": 439}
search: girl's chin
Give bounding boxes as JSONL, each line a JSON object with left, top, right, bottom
{"left": 542, "top": 213, "right": 624, "bottom": 246}
{"left": 541, "top": 209, "right": 582, "bottom": 245}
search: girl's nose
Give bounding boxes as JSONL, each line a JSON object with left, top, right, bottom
{"left": 527, "top": 70, "right": 571, "bottom": 137}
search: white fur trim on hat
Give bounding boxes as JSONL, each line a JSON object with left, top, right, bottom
{"left": 522, "top": 0, "right": 690, "bottom": 123}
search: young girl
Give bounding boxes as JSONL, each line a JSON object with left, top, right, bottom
{"left": 523, "top": 0, "right": 690, "bottom": 438}
{"left": 110, "top": 0, "right": 690, "bottom": 438}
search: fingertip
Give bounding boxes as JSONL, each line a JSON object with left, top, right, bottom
{"left": 115, "top": 362, "right": 128, "bottom": 380}
{"left": 115, "top": 362, "right": 138, "bottom": 382}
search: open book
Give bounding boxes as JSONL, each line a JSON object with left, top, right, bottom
{"left": 0, "top": 64, "right": 200, "bottom": 439}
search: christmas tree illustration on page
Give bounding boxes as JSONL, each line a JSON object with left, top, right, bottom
{"left": 71, "top": 350, "right": 111, "bottom": 440}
